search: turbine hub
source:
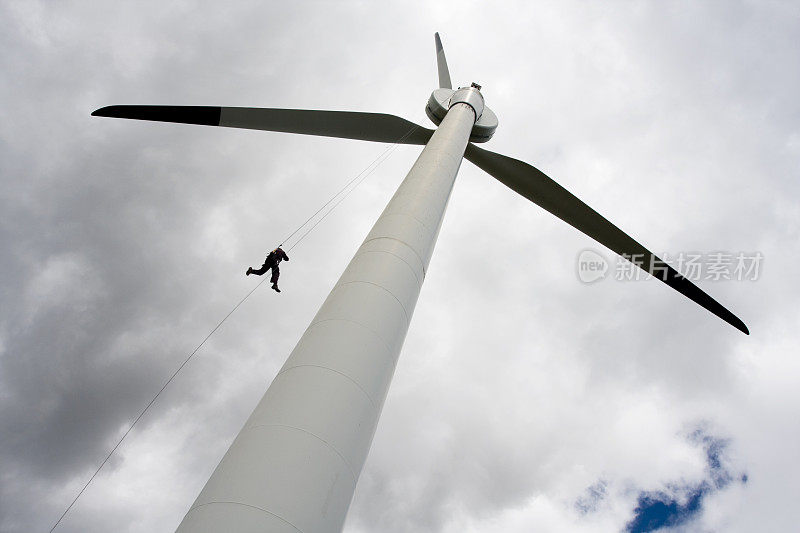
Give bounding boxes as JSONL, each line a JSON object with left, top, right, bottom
{"left": 425, "top": 85, "right": 498, "bottom": 143}
{"left": 450, "top": 85, "right": 485, "bottom": 118}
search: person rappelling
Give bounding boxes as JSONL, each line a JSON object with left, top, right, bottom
{"left": 246, "top": 247, "right": 289, "bottom": 292}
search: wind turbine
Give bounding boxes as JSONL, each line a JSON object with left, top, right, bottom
{"left": 92, "top": 33, "right": 747, "bottom": 533}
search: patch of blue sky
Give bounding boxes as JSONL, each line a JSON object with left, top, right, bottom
{"left": 624, "top": 427, "right": 747, "bottom": 533}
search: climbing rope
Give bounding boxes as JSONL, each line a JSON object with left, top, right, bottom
{"left": 279, "top": 124, "right": 419, "bottom": 252}
{"left": 49, "top": 124, "right": 418, "bottom": 532}
{"left": 48, "top": 277, "right": 269, "bottom": 533}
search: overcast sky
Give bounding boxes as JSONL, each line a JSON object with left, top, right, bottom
{"left": 1, "top": 1, "right": 799, "bottom": 532}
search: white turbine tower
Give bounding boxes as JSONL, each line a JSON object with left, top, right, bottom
{"left": 93, "top": 33, "right": 748, "bottom": 533}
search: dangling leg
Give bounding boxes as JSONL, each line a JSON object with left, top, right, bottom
{"left": 270, "top": 265, "right": 281, "bottom": 292}
{"left": 247, "top": 263, "right": 269, "bottom": 276}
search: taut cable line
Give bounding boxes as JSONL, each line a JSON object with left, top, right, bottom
{"left": 49, "top": 125, "right": 417, "bottom": 532}
{"left": 278, "top": 125, "right": 419, "bottom": 250}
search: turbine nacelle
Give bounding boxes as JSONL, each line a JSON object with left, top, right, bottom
{"left": 425, "top": 84, "right": 498, "bottom": 143}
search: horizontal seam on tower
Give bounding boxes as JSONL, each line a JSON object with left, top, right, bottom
{"left": 245, "top": 423, "right": 358, "bottom": 482}
{"left": 274, "top": 364, "right": 378, "bottom": 410}
{"left": 308, "top": 318, "right": 394, "bottom": 354}
{"left": 186, "top": 501, "right": 304, "bottom": 532}
{"left": 379, "top": 210, "right": 431, "bottom": 234}
{"left": 361, "top": 236, "right": 426, "bottom": 277}
{"left": 333, "top": 280, "right": 410, "bottom": 324}
{"left": 355, "top": 249, "right": 421, "bottom": 284}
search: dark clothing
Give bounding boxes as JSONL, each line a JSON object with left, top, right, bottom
{"left": 267, "top": 248, "right": 290, "bottom": 265}
{"left": 250, "top": 262, "right": 281, "bottom": 283}
{"left": 248, "top": 248, "right": 289, "bottom": 286}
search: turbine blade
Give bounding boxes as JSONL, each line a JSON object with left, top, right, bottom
{"left": 92, "top": 106, "right": 434, "bottom": 145}
{"left": 464, "top": 144, "right": 749, "bottom": 335}
{"left": 435, "top": 32, "right": 452, "bottom": 89}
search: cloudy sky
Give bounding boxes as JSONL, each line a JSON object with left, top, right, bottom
{"left": 2, "top": 1, "right": 799, "bottom": 532}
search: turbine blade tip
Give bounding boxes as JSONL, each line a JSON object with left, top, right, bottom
{"left": 737, "top": 321, "right": 750, "bottom": 335}
{"left": 91, "top": 106, "right": 112, "bottom": 117}
{"left": 725, "top": 312, "right": 749, "bottom": 335}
